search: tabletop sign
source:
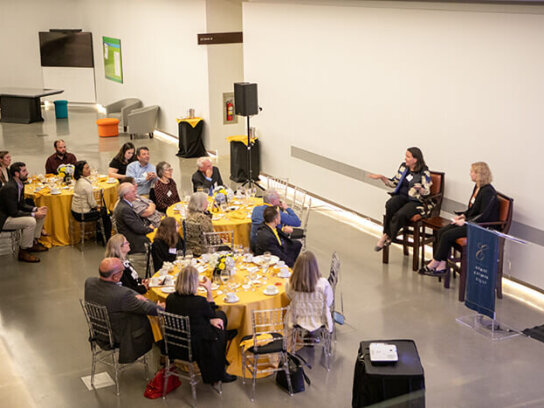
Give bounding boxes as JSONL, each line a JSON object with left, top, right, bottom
{"left": 465, "top": 223, "right": 499, "bottom": 320}
{"left": 197, "top": 32, "right": 243, "bottom": 45}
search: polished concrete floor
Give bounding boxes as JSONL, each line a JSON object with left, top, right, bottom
{"left": 1, "top": 106, "right": 544, "bottom": 407}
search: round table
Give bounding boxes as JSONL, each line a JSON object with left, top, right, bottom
{"left": 165, "top": 197, "right": 263, "bottom": 248}
{"left": 24, "top": 176, "right": 118, "bottom": 247}
{"left": 147, "top": 255, "right": 290, "bottom": 378}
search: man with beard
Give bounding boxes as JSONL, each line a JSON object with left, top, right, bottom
{"left": 45, "top": 139, "right": 77, "bottom": 174}
{"left": 0, "top": 162, "right": 48, "bottom": 262}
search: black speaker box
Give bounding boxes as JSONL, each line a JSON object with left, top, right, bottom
{"left": 234, "top": 82, "right": 258, "bottom": 116}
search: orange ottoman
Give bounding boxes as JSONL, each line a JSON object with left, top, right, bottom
{"left": 96, "top": 118, "right": 120, "bottom": 137}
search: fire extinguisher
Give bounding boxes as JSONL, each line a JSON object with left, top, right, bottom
{"left": 226, "top": 100, "right": 233, "bottom": 122}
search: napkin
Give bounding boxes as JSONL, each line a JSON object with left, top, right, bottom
{"left": 34, "top": 186, "right": 51, "bottom": 197}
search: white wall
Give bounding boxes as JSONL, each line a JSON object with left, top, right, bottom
{"left": 243, "top": 1, "right": 544, "bottom": 289}
{"left": 206, "top": 0, "right": 246, "bottom": 156}
{"left": 0, "top": 0, "right": 82, "bottom": 88}
{"left": 83, "top": 0, "right": 210, "bottom": 138}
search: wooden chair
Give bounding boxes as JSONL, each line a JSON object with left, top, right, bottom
{"left": 382, "top": 171, "right": 445, "bottom": 271}
{"left": 447, "top": 192, "right": 513, "bottom": 301}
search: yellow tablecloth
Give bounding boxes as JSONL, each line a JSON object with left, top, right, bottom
{"left": 24, "top": 178, "right": 118, "bottom": 247}
{"left": 226, "top": 134, "right": 258, "bottom": 146}
{"left": 147, "top": 258, "right": 290, "bottom": 378}
{"left": 161, "top": 197, "right": 263, "bottom": 248}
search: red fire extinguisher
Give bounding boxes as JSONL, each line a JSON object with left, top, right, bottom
{"left": 226, "top": 100, "right": 233, "bottom": 122}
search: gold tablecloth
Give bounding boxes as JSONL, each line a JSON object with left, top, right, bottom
{"left": 24, "top": 177, "right": 118, "bottom": 247}
{"left": 147, "top": 258, "right": 290, "bottom": 378}
{"left": 162, "top": 197, "right": 263, "bottom": 248}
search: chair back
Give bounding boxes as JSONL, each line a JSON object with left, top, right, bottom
{"left": 291, "top": 188, "right": 310, "bottom": 216}
{"left": 158, "top": 311, "right": 193, "bottom": 362}
{"left": 203, "top": 230, "right": 234, "bottom": 253}
{"left": 301, "top": 199, "right": 312, "bottom": 230}
{"left": 80, "top": 299, "right": 115, "bottom": 349}
{"left": 251, "top": 307, "right": 289, "bottom": 352}
{"left": 328, "top": 251, "right": 341, "bottom": 291}
{"left": 496, "top": 192, "right": 514, "bottom": 234}
{"left": 423, "top": 171, "right": 445, "bottom": 217}
{"left": 287, "top": 291, "right": 328, "bottom": 331}
{"left": 266, "top": 176, "right": 289, "bottom": 201}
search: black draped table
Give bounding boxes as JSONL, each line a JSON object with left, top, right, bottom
{"left": 0, "top": 87, "right": 63, "bottom": 123}
{"left": 352, "top": 339, "right": 425, "bottom": 407}
{"left": 176, "top": 117, "right": 207, "bottom": 158}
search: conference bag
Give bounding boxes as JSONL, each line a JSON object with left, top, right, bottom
{"left": 276, "top": 352, "right": 311, "bottom": 393}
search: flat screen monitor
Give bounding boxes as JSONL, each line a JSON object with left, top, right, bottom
{"left": 39, "top": 31, "right": 94, "bottom": 68}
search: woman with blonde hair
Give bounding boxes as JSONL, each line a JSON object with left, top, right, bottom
{"left": 285, "top": 251, "right": 333, "bottom": 333}
{"left": 105, "top": 233, "right": 149, "bottom": 294}
{"left": 165, "top": 266, "right": 236, "bottom": 384}
{"left": 151, "top": 217, "right": 184, "bottom": 272}
{"left": 184, "top": 192, "right": 213, "bottom": 256}
{"left": 420, "top": 162, "right": 499, "bottom": 276}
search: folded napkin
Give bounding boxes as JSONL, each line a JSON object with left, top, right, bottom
{"left": 33, "top": 186, "right": 51, "bottom": 197}
{"left": 240, "top": 333, "right": 274, "bottom": 352}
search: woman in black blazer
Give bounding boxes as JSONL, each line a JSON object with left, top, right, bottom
{"left": 420, "top": 162, "right": 499, "bottom": 276}
{"left": 165, "top": 266, "right": 236, "bottom": 384}
{"left": 151, "top": 217, "right": 184, "bottom": 272}
{"left": 105, "top": 233, "right": 149, "bottom": 294}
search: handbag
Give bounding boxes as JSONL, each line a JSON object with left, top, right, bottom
{"left": 144, "top": 367, "right": 181, "bottom": 399}
{"left": 276, "top": 352, "right": 311, "bottom": 393}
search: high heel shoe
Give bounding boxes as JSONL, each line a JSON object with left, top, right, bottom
{"left": 419, "top": 265, "right": 447, "bottom": 277}
{"left": 374, "top": 238, "right": 392, "bottom": 252}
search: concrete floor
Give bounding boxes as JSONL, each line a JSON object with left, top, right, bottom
{"left": 1, "top": 106, "right": 544, "bottom": 407}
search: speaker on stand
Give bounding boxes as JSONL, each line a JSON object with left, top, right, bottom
{"left": 233, "top": 82, "right": 264, "bottom": 190}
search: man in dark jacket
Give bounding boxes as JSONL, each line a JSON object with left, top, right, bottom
{"left": 0, "top": 162, "right": 48, "bottom": 262}
{"left": 191, "top": 157, "right": 223, "bottom": 194}
{"left": 84, "top": 257, "right": 164, "bottom": 364}
{"left": 113, "top": 182, "right": 154, "bottom": 254}
{"left": 255, "top": 206, "right": 302, "bottom": 267}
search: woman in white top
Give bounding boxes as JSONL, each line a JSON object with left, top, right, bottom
{"left": 71, "top": 160, "right": 111, "bottom": 242}
{"left": 285, "top": 250, "right": 334, "bottom": 333}
{"left": 0, "top": 150, "right": 11, "bottom": 186}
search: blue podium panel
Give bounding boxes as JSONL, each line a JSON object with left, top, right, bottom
{"left": 465, "top": 223, "right": 499, "bottom": 319}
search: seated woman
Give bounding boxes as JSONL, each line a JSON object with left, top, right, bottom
{"left": 285, "top": 251, "right": 333, "bottom": 334}
{"left": 184, "top": 192, "right": 213, "bottom": 257}
{"left": 108, "top": 142, "right": 136, "bottom": 180}
{"left": 153, "top": 161, "right": 181, "bottom": 212}
{"left": 368, "top": 147, "right": 432, "bottom": 251}
{"left": 105, "top": 233, "right": 149, "bottom": 294}
{"left": 151, "top": 217, "right": 185, "bottom": 272}
{"left": 71, "top": 160, "right": 111, "bottom": 243}
{"left": 420, "top": 162, "right": 499, "bottom": 276}
{"left": 165, "top": 266, "right": 236, "bottom": 384}
{"left": 0, "top": 150, "right": 11, "bottom": 187}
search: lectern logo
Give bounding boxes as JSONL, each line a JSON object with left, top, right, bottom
{"left": 475, "top": 243, "right": 488, "bottom": 261}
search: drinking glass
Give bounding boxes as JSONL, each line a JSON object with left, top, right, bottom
{"left": 220, "top": 269, "right": 230, "bottom": 286}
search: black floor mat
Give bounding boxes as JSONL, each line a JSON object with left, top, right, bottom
{"left": 522, "top": 324, "right": 544, "bottom": 343}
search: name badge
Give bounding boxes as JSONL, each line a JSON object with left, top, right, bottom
{"left": 169, "top": 248, "right": 177, "bottom": 254}
{"left": 406, "top": 174, "right": 413, "bottom": 182}
{"left": 167, "top": 190, "right": 172, "bottom": 197}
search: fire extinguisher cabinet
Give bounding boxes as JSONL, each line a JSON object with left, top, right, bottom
{"left": 229, "top": 137, "right": 260, "bottom": 183}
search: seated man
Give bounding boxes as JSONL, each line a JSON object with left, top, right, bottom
{"left": 255, "top": 206, "right": 302, "bottom": 267}
{"left": 191, "top": 157, "right": 223, "bottom": 194}
{"left": 120, "top": 177, "right": 162, "bottom": 228}
{"left": 45, "top": 139, "right": 77, "bottom": 174}
{"left": 113, "top": 182, "right": 154, "bottom": 254}
{"left": 250, "top": 189, "right": 301, "bottom": 249}
{"left": 84, "top": 257, "right": 164, "bottom": 364}
{"left": 126, "top": 146, "right": 157, "bottom": 196}
{"left": 0, "top": 162, "right": 48, "bottom": 262}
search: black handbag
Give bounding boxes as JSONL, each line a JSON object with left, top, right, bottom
{"left": 276, "top": 352, "right": 311, "bottom": 393}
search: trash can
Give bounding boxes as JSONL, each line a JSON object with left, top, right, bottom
{"left": 54, "top": 100, "right": 68, "bottom": 119}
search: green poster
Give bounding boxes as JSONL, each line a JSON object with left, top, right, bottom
{"left": 103, "top": 36, "right": 123, "bottom": 83}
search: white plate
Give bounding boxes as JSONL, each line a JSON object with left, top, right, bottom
{"left": 106, "top": 179, "right": 117, "bottom": 184}
{"left": 277, "top": 272, "right": 290, "bottom": 278}
{"left": 223, "top": 296, "right": 239, "bottom": 303}
{"left": 211, "top": 283, "right": 219, "bottom": 290}
{"left": 263, "top": 289, "right": 279, "bottom": 296}
{"left": 50, "top": 191, "right": 61, "bottom": 195}
{"left": 161, "top": 287, "right": 176, "bottom": 294}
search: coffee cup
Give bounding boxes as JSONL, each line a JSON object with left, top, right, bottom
{"left": 159, "top": 268, "right": 168, "bottom": 276}
{"left": 277, "top": 261, "right": 286, "bottom": 268}
{"left": 226, "top": 292, "right": 237, "bottom": 302}
{"left": 150, "top": 277, "right": 160, "bottom": 286}
{"left": 266, "top": 285, "right": 277, "bottom": 293}
{"left": 164, "top": 275, "right": 174, "bottom": 286}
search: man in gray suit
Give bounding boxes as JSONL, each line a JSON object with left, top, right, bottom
{"left": 84, "top": 257, "right": 164, "bottom": 364}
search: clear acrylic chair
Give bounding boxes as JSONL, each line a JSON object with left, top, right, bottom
{"left": 297, "top": 198, "right": 312, "bottom": 249}
{"left": 79, "top": 299, "right": 148, "bottom": 395}
{"left": 328, "top": 251, "right": 342, "bottom": 350}
{"left": 69, "top": 189, "right": 106, "bottom": 251}
{"left": 240, "top": 307, "right": 293, "bottom": 401}
{"left": 158, "top": 310, "right": 221, "bottom": 405}
{"left": 266, "top": 176, "right": 289, "bottom": 201}
{"left": 288, "top": 292, "right": 333, "bottom": 370}
{"left": 202, "top": 230, "right": 234, "bottom": 253}
{"left": 0, "top": 229, "right": 20, "bottom": 257}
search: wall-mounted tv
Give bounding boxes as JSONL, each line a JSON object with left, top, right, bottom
{"left": 39, "top": 31, "right": 94, "bottom": 68}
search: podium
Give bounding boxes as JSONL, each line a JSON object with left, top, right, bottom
{"left": 456, "top": 223, "right": 526, "bottom": 340}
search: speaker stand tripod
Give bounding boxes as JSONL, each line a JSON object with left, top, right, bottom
{"left": 240, "top": 115, "right": 264, "bottom": 191}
